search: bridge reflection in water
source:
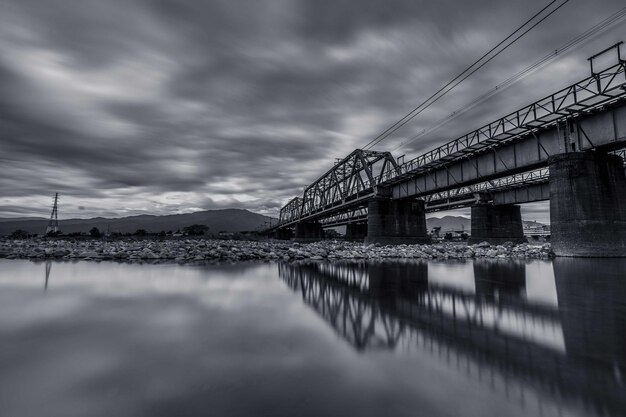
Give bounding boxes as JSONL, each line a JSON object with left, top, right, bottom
{"left": 279, "top": 259, "right": 626, "bottom": 417}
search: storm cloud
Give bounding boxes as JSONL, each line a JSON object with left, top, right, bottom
{"left": 0, "top": 0, "right": 624, "bottom": 220}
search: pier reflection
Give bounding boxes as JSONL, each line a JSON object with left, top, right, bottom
{"left": 279, "top": 259, "right": 626, "bottom": 417}
{"left": 553, "top": 258, "right": 626, "bottom": 413}
{"left": 473, "top": 260, "right": 526, "bottom": 302}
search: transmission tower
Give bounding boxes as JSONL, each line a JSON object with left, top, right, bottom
{"left": 46, "top": 193, "right": 59, "bottom": 235}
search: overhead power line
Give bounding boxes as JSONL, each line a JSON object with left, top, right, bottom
{"left": 391, "top": 6, "right": 626, "bottom": 152}
{"left": 363, "top": 0, "right": 571, "bottom": 150}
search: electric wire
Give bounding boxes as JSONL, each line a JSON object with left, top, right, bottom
{"left": 391, "top": 6, "right": 626, "bottom": 152}
{"left": 363, "top": 0, "right": 570, "bottom": 150}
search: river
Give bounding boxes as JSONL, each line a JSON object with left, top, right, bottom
{"left": 0, "top": 258, "right": 624, "bottom": 417}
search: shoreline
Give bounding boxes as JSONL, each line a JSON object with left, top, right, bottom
{"left": 0, "top": 238, "right": 553, "bottom": 263}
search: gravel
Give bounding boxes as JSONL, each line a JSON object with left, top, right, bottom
{"left": 0, "top": 238, "right": 554, "bottom": 263}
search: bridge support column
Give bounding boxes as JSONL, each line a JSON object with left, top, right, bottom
{"left": 365, "top": 198, "right": 430, "bottom": 245}
{"left": 294, "top": 221, "right": 324, "bottom": 242}
{"left": 469, "top": 204, "right": 525, "bottom": 245}
{"left": 345, "top": 222, "right": 367, "bottom": 241}
{"left": 549, "top": 152, "right": 626, "bottom": 257}
{"left": 276, "top": 228, "right": 293, "bottom": 240}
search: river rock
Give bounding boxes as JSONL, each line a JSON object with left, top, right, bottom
{"left": 0, "top": 237, "right": 554, "bottom": 263}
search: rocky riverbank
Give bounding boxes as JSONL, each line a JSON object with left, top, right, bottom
{"left": 0, "top": 238, "right": 553, "bottom": 262}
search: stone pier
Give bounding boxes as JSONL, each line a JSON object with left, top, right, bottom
{"left": 549, "top": 152, "right": 626, "bottom": 257}
{"left": 275, "top": 228, "right": 293, "bottom": 240}
{"left": 469, "top": 203, "right": 525, "bottom": 245}
{"left": 294, "top": 221, "right": 324, "bottom": 242}
{"left": 345, "top": 222, "right": 367, "bottom": 241}
{"left": 365, "top": 198, "right": 430, "bottom": 245}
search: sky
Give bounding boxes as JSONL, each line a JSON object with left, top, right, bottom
{"left": 1, "top": 0, "right": 625, "bottom": 223}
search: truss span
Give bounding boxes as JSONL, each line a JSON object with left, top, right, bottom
{"left": 277, "top": 149, "right": 399, "bottom": 227}
{"left": 272, "top": 54, "right": 626, "bottom": 231}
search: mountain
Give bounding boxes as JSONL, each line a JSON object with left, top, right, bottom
{"left": 1, "top": 211, "right": 548, "bottom": 237}
{"left": 0, "top": 209, "right": 274, "bottom": 236}
{"left": 426, "top": 216, "right": 470, "bottom": 232}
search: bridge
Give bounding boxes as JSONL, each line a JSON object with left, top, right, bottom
{"left": 279, "top": 259, "right": 626, "bottom": 417}
{"left": 269, "top": 47, "right": 626, "bottom": 257}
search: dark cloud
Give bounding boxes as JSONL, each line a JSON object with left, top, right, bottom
{"left": 0, "top": 0, "right": 624, "bottom": 219}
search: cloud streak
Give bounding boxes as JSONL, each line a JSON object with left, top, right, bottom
{"left": 0, "top": 0, "right": 624, "bottom": 219}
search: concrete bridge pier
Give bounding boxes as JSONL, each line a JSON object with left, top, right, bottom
{"left": 345, "top": 222, "right": 368, "bottom": 241}
{"left": 549, "top": 152, "right": 626, "bottom": 257}
{"left": 275, "top": 228, "right": 293, "bottom": 240}
{"left": 468, "top": 203, "right": 525, "bottom": 245}
{"left": 294, "top": 221, "right": 324, "bottom": 241}
{"left": 365, "top": 197, "right": 430, "bottom": 245}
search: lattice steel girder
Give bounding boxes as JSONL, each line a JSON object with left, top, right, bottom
{"left": 424, "top": 168, "right": 548, "bottom": 203}
{"left": 279, "top": 196, "right": 303, "bottom": 224}
{"left": 490, "top": 153, "right": 626, "bottom": 205}
{"left": 293, "top": 169, "right": 552, "bottom": 225}
{"left": 320, "top": 207, "right": 368, "bottom": 228}
{"left": 278, "top": 153, "right": 624, "bottom": 226}
{"left": 276, "top": 149, "right": 398, "bottom": 228}
{"left": 491, "top": 183, "right": 550, "bottom": 206}
{"left": 427, "top": 154, "right": 626, "bottom": 209}
{"left": 273, "top": 60, "right": 626, "bottom": 231}
{"left": 389, "top": 61, "right": 626, "bottom": 179}
{"left": 298, "top": 148, "right": 400, "bottom": 218}
{"left": 390, "top": 101, "right": 626, "bottom": 199}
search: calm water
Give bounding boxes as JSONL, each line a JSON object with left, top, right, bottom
{"left": 0, "top": 258, "right": 625, "bottom": 417}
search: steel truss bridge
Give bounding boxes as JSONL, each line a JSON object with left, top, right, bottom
{"left": 316, "top": 149, "right": 626, "bottom": 228}
{"left": 279, "top": 261, "right": 626, "bottom": 417}
{"left": 272, "top": 57, "right": 626, "bottom": 231}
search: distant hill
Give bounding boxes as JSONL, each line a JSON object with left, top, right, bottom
{"left": 0, "top": 209, "right": 274, "bottom": 236}
{"left": 426, "top": 216, "right": 470, "bottom": 232}
{"left": 1, "top": 211, "right": 547, "bottom": 237}
{"left": 426, "top": 215, "right": 546, "bottom": 232}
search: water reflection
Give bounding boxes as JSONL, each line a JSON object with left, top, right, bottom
{"left": 279, "top": 259, "right": 626, "bottom": 417}
{"left": 554, "top": 258, "right": 626, "bottom": 415}
{"left": 473, "top": 260, "right": 526, "bottom": 302}
{"left": 2, "top": 258, "right": 624, "bottom": 417}
{"left": 44, "top": 261, "right": 51, "bottom": 292}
